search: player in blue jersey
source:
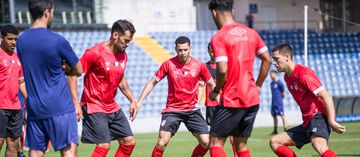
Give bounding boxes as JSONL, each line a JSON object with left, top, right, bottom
{"left": 16, "top": 0, "right": 83, "bottom": 156}
{"left": 270, "top": 70, "right": 287, "bottom": 134}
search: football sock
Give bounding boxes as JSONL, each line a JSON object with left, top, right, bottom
{"left": 114, "top": 144, "right": 135, "bottom": 157}
{"left": 229, "top": 138, "right": 238, "bottom": 157}
{"left": 322, "top": 149, "right": 337, "bottom": 157}
{"left": 209, "top": 146, "right": 226, "bottom": 157}
{"left": 151, "top": 146, "right": 164, "bottom": 157}
{"left": 236, "top": 149, "right": 251, "bottom": 157}
{"left": 191, "top": 144, "right": 208, "bottom": 157}
{"left": 275, "top": 146, "right": 297, "bottom": 157}
{"left": 91, "top": 146, "right": 109, "bottom": 157}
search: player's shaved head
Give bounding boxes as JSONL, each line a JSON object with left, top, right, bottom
{"left": 272, "top": 43, "right": 293, "bottom": 60}
{"left": 111, "top": 20, "right": 136, "bottom": 37}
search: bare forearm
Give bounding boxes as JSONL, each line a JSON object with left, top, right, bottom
{"left": 256, "top": 60, "right": 271, "bottom": 88}
{"left": 119, "top": 84, "right": 136, "bottom": 103}
{"left": 323, "top": 95, "right": 336, "bottom": 122}
{"left": 138, "top": 80, "right": 157, "bottom": 104}
{"left": 67, "top": 76, "right": 79, "bottom": 104}
{"left": 19, "top": 81, "right": 27, "bottom": 100}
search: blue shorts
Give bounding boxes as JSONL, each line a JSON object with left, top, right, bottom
{"left": 271, "top": 104, "right": 284, "bottom": 116}
{"left": 26, "top": 112, "right": 78, "bottom": 151}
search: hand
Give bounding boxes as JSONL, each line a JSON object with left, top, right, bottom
{"left": 209, "top": 89, "right": 219, "bottom": 101}
{"left": 74, "top": 102, "right": 83, "bottom": 122}
{"left": 129, "top": 101, "right": 138, "bottom": 121}
{"left": 257, "top": 86, "right": 261, "bottom": 94}
{"left": 62, "top": 62, "right": 71, "bottom": 75}
{"left": 329, "top": 121, "right": 346, "bottom": 134}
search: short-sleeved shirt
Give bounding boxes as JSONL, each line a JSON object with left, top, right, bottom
{"left": 284, "top": 64, "right": 327, "bottom": 127}
{"left": 16, "top": 28, "right": 79, "bottom": 120}
{"left": 80, "top": 43, "right": 127, "bottom": 114}
{"left": 0, "top": 49, "right": 23, "bottom": 110}
{"left": 204, "top": 61, "right": 218, "bottom": 107}
{"left": 211, "top": 23, "right": 268, "bottom": 108}
{"left": 270, "top": 80, "right": 285, "bottom": 107}
{"left": 154, "top": 57, "right": 212, "bottom": 112}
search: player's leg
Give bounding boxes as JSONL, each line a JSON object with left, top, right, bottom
{"left": 44, "top": 112, "right": 78, "bottom": 157}
{"left": 229, "top": 137, "right": 238, "bottom": 157}
{"left": 186, "top": 109, "right": 210, "bottom": 157}
{"left": 232, "top": 105, "right": 259, "bottom": 157}
{"left": 81, "top": 106, "right": 111, "bottom": 157}
{"left": 5, "top": 110, "right": 23, "bottom": 156}
{"left": 270, "top": 124, "right": 312, "bottom": 157}
{"left": 152, "top": 112, "right": 182, "bottom": 157}
{"left": 110, "top": 109, "right": 136, "bottom": 157}
{"left": 309, "top": 113, "right": 335, "bottom": 157}
{"left": 273, "top": 116, "right": 278, "bottom": 134}
{"left": 281, "top": 115, "right": 287, "bottom": 131}
{"left": 0, "top": 109, "right": 7, "bottom": 152}
{"left": 27, "top": 119, "right": 48, "bottom": 157}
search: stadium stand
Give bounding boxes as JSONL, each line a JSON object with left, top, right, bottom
{"left": 57, "top": 30, "right": 360, "bottom": 120}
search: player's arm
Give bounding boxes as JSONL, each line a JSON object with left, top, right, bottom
{"left": 67, "top": 75, "right": 83, "bottom": 121}
{"left": 19, "top": 79, "right": 27, "bottom": 101}
{"left": 118, "top": 77, "right": 137, "bottom": 121}
{"left": 256, "top": 51, "right": 272, "bottom": 90}
{"left": 64, "top": 61, "right": 83, "bottom": 76}
{"left": 197, "top": 81, "right": 205, "bottom": 105}
{"left": 317, "top": 90, "right": 346, "bottom": 134}
{"left": 137, "top": 78, "right": 159, "bottom": 110}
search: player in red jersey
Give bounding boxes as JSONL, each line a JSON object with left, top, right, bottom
{"left": 269, "top": 43, "right": 346, "bottom": 157}
{"left": 207, "top": 0, "right": 272, "bottom": 156}
{"left": 70, "top": 20, "right": 137, "bottom": 157}
{"left": 0, "top": 25, "right": 27, "bottom": 157}
{"left": 197, "top": 43, "right": 238, "bottom": 157}
{"left": 136, "top": 36, "right": 216, "bottom": 157}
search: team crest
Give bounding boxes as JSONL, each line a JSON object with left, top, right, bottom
{"left": 290, "top": 85, "right": 293, "bottom": 90}
{"left": 190, "top": 70, "right": 196, "bottom": 77}
{"left": 114, "top": 62, "right": 119, "bottom": 67}
{"left": 294, "top": 83, "right": 299, "bottom": 90}
{"left": 10, "top": 59, "right": 15, "bottom": 64}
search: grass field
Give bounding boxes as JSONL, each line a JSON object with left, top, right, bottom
{"left": 2, "top": 122, "right": 359, "bottom": 157}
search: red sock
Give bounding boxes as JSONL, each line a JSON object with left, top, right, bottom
{"left": 229, "top": 138, "right": 238, "bottom": 157}
{"left": 322, "top": 149, "right": 337, "bottom": 157}
{"left": 191, "top": 144, "right": 208, "bottom": 157}
{"left": 114, "top": 144, "right": 135, "bottom": 157}
{"left": 236, "top": 149, "right": 251, "bottom": 157}
{"left": 209, "top": 146, "right": 226, "bottom": 157}
{"left": 91, "top": 146, "right": 109, "bottom": 157}
{"left": 275, "top": 146, "right": 297, "bottom": 157}
{"left": 152, "top": 146, "right": 164, "bottom": 157}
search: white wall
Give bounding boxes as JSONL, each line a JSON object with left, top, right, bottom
{"left": 101, "top": 0, "right": 196, "bottom": 35}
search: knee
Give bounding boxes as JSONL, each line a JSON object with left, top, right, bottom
{"left": 97, "top": 143, "right": 111, "bottom": 149}
{"left": 311, "top": 140, "right": 328, "bottom": 154}
{"left": 156, "top": 139, "right": 168, "bottom": 150}
{"left": 119, "top": 136, "right": 136, "bottom": 145}
{"left": 269, "top": 136, "right": 281, "bottom": 150}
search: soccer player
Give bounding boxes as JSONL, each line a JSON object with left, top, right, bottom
{"left": 72, "top": 19, "right": 137, "bottom": 157}
{"left": 197, "top": 43, "right": 238, "bottom": 157}
{"left": 270, "top": 70, "right": 287, "bottom": 134}
{"left": 16, "top": 0, "right": 83, "bottom": 156}
{"left": 269, "top": 43, "right": 346, "bottom": 157}
{"left": 207, "top": 0, "right": 272, "bottom": 156}
{"left": 136, "top": 36, "right": 216, "bottom": 157}
{"left": 0, "top": 25, "right": 27, "bottom": 157}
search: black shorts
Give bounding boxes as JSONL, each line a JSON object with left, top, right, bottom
{"left": 206, "top": 106, "right": 217, "bottom": 125}
{"left": 81, "top": 106, "right": 133, "bottom": 144}
{"left": 0, "top": 109, "right": 23, "bottom": 138}
{"left": 286, "top": 113, "right": 331, "bottom": 149}
{"left": 160, "top": 109, "right": 209, "bottom": 136}
{"left": 210, "top": 105, "right": 259, "bottom": 138}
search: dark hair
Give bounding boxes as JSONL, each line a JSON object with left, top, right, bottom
{"left": 28, "top": 0, "right": 54, "bottom": 20}
{"left": 175, "top": 36, "right": 191, "bottom": 46}
{"left": 111, "top": 20, "right": 136, "bottom": 36}
{"left": 208, "top": 0, "right": 234, "bottom": 11}
{"left": 1, "top": 25, "right": 18, "bottom": 37}
{"left": 272, "top": 43, "right": 293, "bottom": 60}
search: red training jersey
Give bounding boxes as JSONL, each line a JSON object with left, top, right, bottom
{"left": 211, "top": 23, "right": 268, "bottom": 108}
{"left": 0, "top": 49, "right": 23, "bottom": 109}
{"left": 80, "top": 43, "right": 127, "bottom": 114}
{"left": 155, "top": 57, "right": 212, "bottom": 112}
{"left": 204, "top": 61, "right": 218, "bottom": 107}
{"left": 284, "top": 64, "right": 327, "bottom": 127}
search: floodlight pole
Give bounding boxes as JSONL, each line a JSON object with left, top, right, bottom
{"left": 304, "top": 5, "right": 308, "bottom": 67}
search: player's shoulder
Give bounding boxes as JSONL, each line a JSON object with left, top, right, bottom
{"left": 297, "top": 64, "right": 315, "bottom": 75}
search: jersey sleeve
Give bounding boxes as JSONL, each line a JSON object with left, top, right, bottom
{"left": 57, "top": 37, "right": 79, "bottom": 67}
{"left": 199, "top": 63, "right": 213, "bottom": 83}
{"left": 154, "top": 61, "right": 168, "bottom": 82}
{"left": 254, "top": 31, "right": 268, "bottom": 55}
{"left": 211, "top": 35, "right": 228, "bottom": 63}
{"left": 300, "top": 71, "right": 324, "bottom": 95}
{"left": 279, "top": 81, "right": 285, "bottom": 93}
{"left": 80, "top": 48, "right": 100, "bottom": 74}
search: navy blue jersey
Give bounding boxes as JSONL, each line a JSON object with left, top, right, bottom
{"left": 16, "top": 28, "right": 79, "bottom": 120}
{"left": 270, "top": 80, "right": 284, "bottom": 107}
